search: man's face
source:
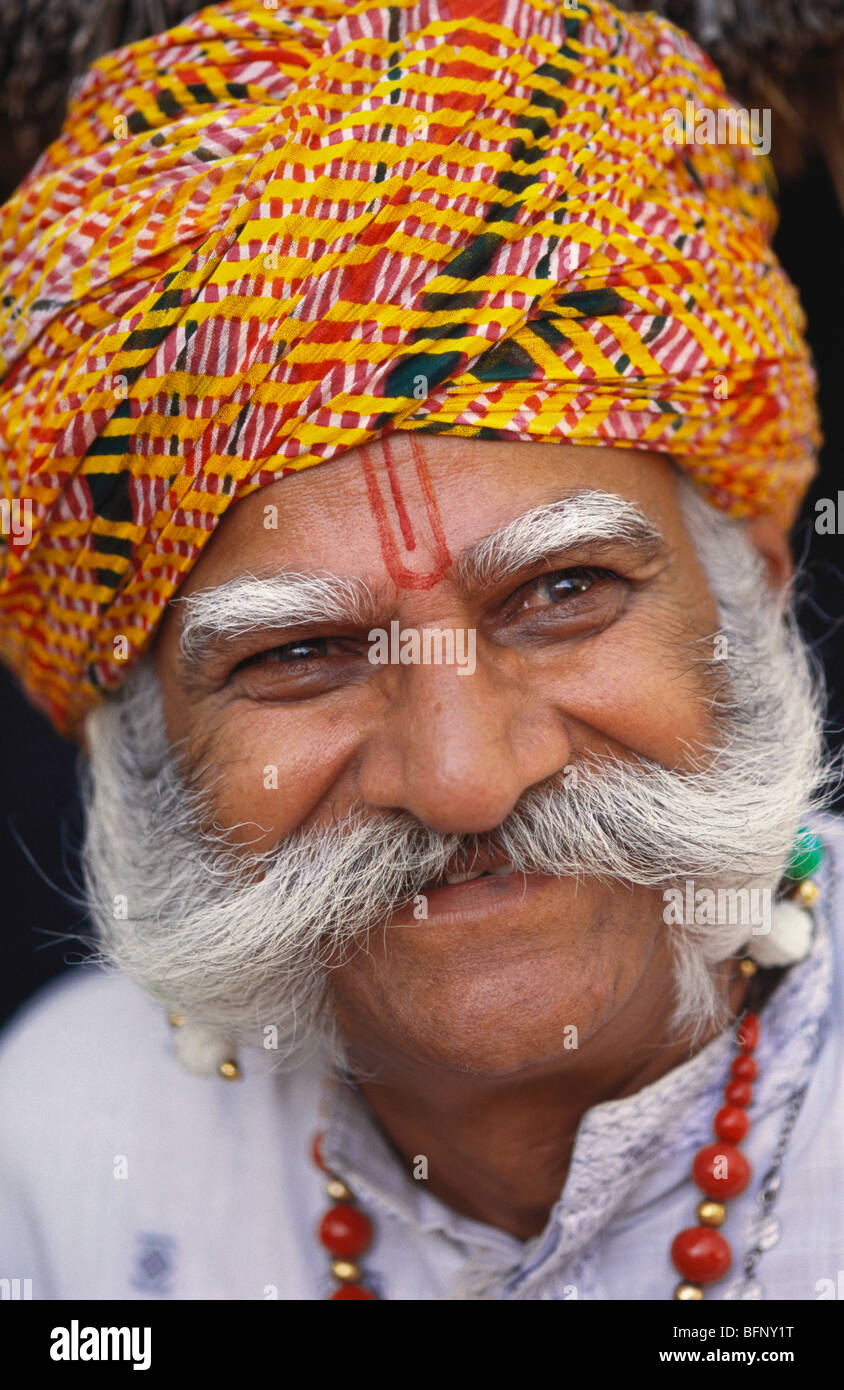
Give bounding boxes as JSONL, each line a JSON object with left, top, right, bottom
{"left": 153, "top": 436, "right": 727, "bottom": 1075}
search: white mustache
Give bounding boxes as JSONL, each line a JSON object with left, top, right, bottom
{"left": 137, "top": 729, "right": 819, "bottom": 982}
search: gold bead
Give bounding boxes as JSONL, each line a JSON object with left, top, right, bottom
{"left": 219, "top": 1059, "right": 241, "bottom": 1080}
{"left": 790, "top": 879, "right": 820, "bottom": 908}
{"left": 697, "top": 1199, "right": 727, "bottom": 1227}
{"left": 326, "top": 1177, "right": 353, "bottom": 1202}
{"left": 674, "top": 1282, "right": 704, "bottom": 1301}
{"left": 332, "top": 1259, "right": 361, "bottom": 1283}
{"left": 169, "top": 1011, "right": 186, "bottom": 1027}
{"left": 739, "top": 958, "right": 757, "bottom": 978}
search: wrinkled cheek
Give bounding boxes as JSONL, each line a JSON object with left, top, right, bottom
{"left": 538, "top": 621, "right": 717, "bottom": 771}
{"left": 174, "top": 706, "right": 357, "bottom": 849}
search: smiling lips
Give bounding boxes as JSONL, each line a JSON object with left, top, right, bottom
{"left": 424, "top": 855, "right": 517, "bottom": 890}
{"left": 387, "top": 854, "right": 560, "bottom": 929}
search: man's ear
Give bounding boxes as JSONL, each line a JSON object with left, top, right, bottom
{"left": 742, "top": 515, "right": 794, "bottom": 596}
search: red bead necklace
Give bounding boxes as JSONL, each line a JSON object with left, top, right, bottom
{"left": 670, "top": 1007, "right": 759, "bottom": 1299}
{"left": 311, "top": 1003, "right": 762, "bottom": 1301}
{"left": 312, "top": 1132, "right": 379, "bottom": 1299}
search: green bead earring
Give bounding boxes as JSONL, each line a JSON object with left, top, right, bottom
{"left": 785, "top": 826, "right": 825, "bottom": 884}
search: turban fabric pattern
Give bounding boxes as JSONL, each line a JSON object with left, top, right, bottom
{"left": 0, "top": 0, "right": 821, "bottom": 734}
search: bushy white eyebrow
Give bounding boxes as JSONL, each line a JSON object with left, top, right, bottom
{"left": 177, "top": 571, "right": 376, "bottom": 666}
{"left": 457, "top": 491, "right": 665, "bottom": 590}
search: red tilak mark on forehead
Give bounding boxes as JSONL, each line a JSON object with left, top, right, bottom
{"left": 361, "top": 436, "right": 453, "bottom": 590}
{"left": 383, "top": 439, "right": 416, "bottom": 552}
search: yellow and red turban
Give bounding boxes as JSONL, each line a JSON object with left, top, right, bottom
{"left": 0, "top": 0, "right": 821, "bottom": 734}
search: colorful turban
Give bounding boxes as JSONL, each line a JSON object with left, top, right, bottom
{"left": 0, "top": 0, "right": 821, "bottom": 735}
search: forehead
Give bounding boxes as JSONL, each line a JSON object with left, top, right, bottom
{"left": 176, "top": 436, "right": 684, "bottom": 597}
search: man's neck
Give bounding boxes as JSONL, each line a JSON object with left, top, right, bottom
{"left": 350, "top": 961, "right": 749, "bottom": 1241}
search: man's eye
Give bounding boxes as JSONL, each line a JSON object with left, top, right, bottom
{"left": 240, "top": 637, "right": 329, "bottom": 670}
{"left": 273, "top": 638, "right": 327, "bottom": 663}
{"left": 518, "top": 567, "right": 609, "bottom": 610}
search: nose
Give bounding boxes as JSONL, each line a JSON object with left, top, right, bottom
{"left": 357, "top": 648, "right": 572, "bottom": 835}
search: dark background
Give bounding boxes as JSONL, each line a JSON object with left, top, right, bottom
{"left": 1, "top": 157, "right": 843, "bottom": 1033}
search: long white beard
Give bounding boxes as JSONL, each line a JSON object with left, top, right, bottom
{"left": 80, "top": 480, "right": 830, "bottom": 1074}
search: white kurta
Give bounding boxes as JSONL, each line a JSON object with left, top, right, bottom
{"left": 1, "top": 814, "right": 842, "bottom": 1301}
